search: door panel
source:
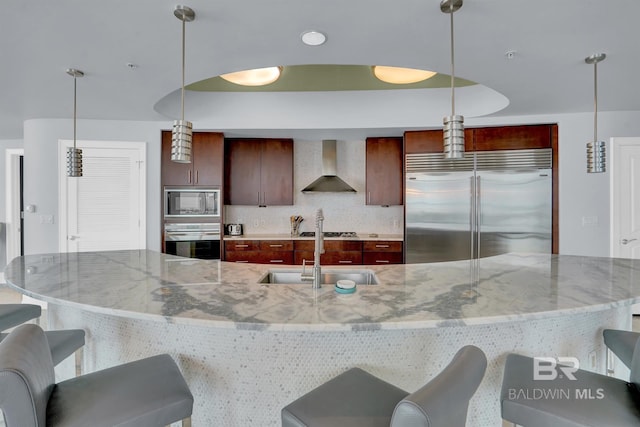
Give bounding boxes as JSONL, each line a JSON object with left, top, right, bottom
{"left": 61, "top": 142, "right": 145, "bottom": 252}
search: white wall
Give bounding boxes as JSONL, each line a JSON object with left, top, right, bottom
{"left": 21, "top": 110, "right": 640, "bottom": 258}
{"left": 23, "top": 119, "right": 168, "bottom": 255}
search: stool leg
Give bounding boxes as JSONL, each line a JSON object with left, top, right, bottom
{"left": 181, "top": 417, "right": 192, "bottom": 427}
{"left": 606, "top": 348, "right": 615, "bottom": 376}
{"left": 75, "top": 347, "right": 83, "bottom": 376}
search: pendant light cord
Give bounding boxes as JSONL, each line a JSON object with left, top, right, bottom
{"left": 593, "top": 60, "right": 598, "bottom": 143}
{"left": 181, "top": 17, "right": 186, "bottom": 123}
{"left": 73, "top": 75, "right": 77, "bottom": 150}
{"left": 449, "top": 1, "right": 456, "bottom": 117}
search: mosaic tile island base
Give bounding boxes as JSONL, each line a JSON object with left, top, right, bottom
{"left": 6, "top": 251, "right": 640, "bottom": 426}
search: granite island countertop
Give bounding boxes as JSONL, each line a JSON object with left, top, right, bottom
{"left": 5, "top": 250, "right": 640, "bottom": 331}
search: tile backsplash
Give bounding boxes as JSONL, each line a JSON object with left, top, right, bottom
{"left": 224, "top": 139, "right": 404, "bottom": 235}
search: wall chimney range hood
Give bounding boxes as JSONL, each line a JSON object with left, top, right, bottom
{"left": 302, "top": 140, "right": 357, "bottom": 193}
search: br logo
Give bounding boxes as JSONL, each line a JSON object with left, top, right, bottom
{"left": 533, "top": 357, "right": 579, "bottom": 381}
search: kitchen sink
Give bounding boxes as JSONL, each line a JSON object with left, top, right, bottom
{"left": 258, "top": 268, "right": 379, "bottom": 285}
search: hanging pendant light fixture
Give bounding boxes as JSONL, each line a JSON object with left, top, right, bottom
{"left": 585, "top": 53, "right": 606, "bottom": 173}
{"left": 441, "top": 0, "right": 464, "bottom": 159}
{"left": 66, "top": 68, "right": 84, "bottom": 177}
{"left": 171, "top": 5, "right": 195, "bottom": 164}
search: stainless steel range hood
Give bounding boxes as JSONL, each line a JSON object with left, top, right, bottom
{"left": 302, "top": 140, "right": 357, "bottom": 193}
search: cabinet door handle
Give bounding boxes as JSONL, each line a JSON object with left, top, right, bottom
{"left": 622, "top": 238, "right": 638, "bottom": 245}
{"left": 376, "top": 260, "right": 390, "bottom": 263}
{"left": 269, "top": 244, "right": 283, "bottom": 248}
{"left": 270, "top": 260, "right": 284, "bottom": 263}
{"left": 338, "top": 260, "right": 353, "bottom": 264}
{"left": 235, "top": 244, "right": 249, "bottom": 248}
{"left": 235, "top": 260, "right": 249, "bottom": 263}
{"left": 188, "top": 170, "right": 192, "bottom": 184}
{"left": 375, "top": 244, "right": 390, "bottom": 248}
{"left": 195, "top": 170, "right": 199, "bottom": 184}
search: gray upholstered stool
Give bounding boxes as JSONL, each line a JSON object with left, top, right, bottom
{"left": 0, "top": 328, "right": 85, "bottom": 375}
{"left": 604, "top": 329, "right": 639, "bottom": 375}
{"left": 0, "top": 324, "right": 193, "bottom": 427}
{"left": 282, "top": 345, "right": 487, "bottom": 427}
{"left": 0, "top": 303, "right": 41, "bottom": 330}
{"left": 501, "top": 337, "right": 640, "bottom": 426}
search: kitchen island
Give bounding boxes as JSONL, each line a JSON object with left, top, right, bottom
{"left": 5, "top": 251, "right": 640, "bottom": 426}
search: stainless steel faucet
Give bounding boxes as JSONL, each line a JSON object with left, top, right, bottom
{"left": 302, "top": 208, "right": 324, "bottom": 288}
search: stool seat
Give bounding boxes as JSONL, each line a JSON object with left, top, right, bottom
{"left": 0, "top": 303, "right": 41, "bottom": 331}
{"left": 282, "top": 345, "right": 487, "bottom": 427}
{"left": 604, "top": 329, "right": 640, "bottom": 370}
{"left": 282, "top": 367, "right": 409, "bottom": 427}
{"left": 501, "top": 352, "right": 640, "bottom": 426}
{"left": 47, "top": 354, "right": 193, "bottom": 427}
{"left": 0, "top": 324, "right": 193, "bottom": 427}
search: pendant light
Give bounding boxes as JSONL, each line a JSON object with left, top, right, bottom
{"left": 171, "top": 5, "right": 195, "bottom": 164}
{"left": 585, "top": 53, "right": 606, "bottom": 173}
{"left": 66, "top": 68, "right": 84, "bottom": 177}
{"left": 441, "top": 0, "right": 464, "bottom": 159}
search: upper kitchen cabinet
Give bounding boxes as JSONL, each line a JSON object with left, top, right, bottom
{"left": 224, "top": 138, "right": 294, "bottom": 206}
{"left": 161, "top": 131, "right": 224, "bottom": 187}
{"left": 404, "top": 124, "right": 554, "bottom": 153}
{"left": 365, "top": 137, "right": 403, "bottom": 206}
{"left": 404, "top": 129, "right": 474, "bottom": 154}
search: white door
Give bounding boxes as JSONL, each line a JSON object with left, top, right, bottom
{"left": 59, "top": 140, "right": 146, "bottom": 252}
{"left": 611, "top": 138, "right": 640, "bottom": 258}
{"left": 610, "top": 138, "right": 640, "bottom": 314}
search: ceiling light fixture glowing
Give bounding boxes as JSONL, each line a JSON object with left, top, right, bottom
{"left": 301, "top": 31, "right": 326, "bottom": 46}
{"left": 220, "top": 66, "right": 283, "bottom": 86}
{"left": 372, "top": 66, "right": 437, "bottom": 84}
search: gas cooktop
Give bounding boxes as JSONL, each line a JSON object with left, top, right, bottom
{"left": 299, "top": 231, "right": 358, "bottom": 238}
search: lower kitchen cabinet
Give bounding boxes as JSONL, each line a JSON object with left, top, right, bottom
{"left": 363, "top": 241, "right": 404, "bottom": 265}
{"left": 294, "top": 240, "right": 363, "bottom": 265}
{"left": 224, "top": 240, "right": 293, "bottom": 264}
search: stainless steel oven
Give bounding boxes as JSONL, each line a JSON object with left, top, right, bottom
{"left": 164, "top": 223, "right": 221, "bottom": 259}
{"left": 164, "top": 188, "right": 221, "bottom": 219}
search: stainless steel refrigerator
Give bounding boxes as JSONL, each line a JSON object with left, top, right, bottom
{"left": 405, "top": 149, "right": 552, "bottom": 263}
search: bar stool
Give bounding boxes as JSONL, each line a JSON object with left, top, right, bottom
{"left": 0, "top": 303, "right": 41, "bottom": 330}
{"left": 281, "top": 345, "right": 487, "bottom": 427}
{"left": 603, "top": 329, "right": 639, "bottom": 375}
{"left": 501, "top": 338, "right": 640, "bottom": 426}
{"left": 0, "top": 324, "right": 194, "bottom": 427}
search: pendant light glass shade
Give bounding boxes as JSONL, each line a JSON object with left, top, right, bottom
{"left": 441, "top": 0, "right": 464, "bottom": 159}
{"left": 66, "top": 68, "right": 84, "bottom": 177}
{"left": 585, "top": 53, "right": 606, "bottom": 173}
{"left": 171, "top": 5, "right": 195, "bottom": 164}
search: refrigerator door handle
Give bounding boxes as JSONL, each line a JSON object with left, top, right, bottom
{"left": 470, "top": 176, "right": 476, "bottom": 259}
{"left": 476, "top": 176, "right": 481, "bottom": 259}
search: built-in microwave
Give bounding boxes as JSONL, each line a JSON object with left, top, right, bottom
{"left": 164, "top": 188, "right": 221, "bottom": 218}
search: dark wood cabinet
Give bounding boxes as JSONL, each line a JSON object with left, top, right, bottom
{"left": 161, "top": 131, "right": 224, "bottom": 186}
{"left": 404, "top": 124, "right": 553, "bottom": 153}
{"left": 362, "top": 241, "right": 404, "bottom": 265}
{"left": 225, "top": 138, "right": 294, "bottom": 206}
{"left": 294, "top": 240, "right": 363, "bottom": 266}
{"left": 224, "top": 239, "right": 294, "bottom": 264}
{"left": 365, "top": 137, "right": 403, "bottom": 206}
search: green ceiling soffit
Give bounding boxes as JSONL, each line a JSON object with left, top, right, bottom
{"left": 187, "top": 64, "right": 476, "bottom": 92}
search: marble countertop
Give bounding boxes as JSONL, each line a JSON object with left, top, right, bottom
{"left": 5, "top": 250, "right": 640, "bottom": 331}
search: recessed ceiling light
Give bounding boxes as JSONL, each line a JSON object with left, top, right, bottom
{"left": 301, "top": 31, "right": 326, "bottom": 46}
{"left": 220, "top": 66, "right": 283, "bottom": 86}
{"left": 372, "top": 66, "right": 437, "bottom": 84}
